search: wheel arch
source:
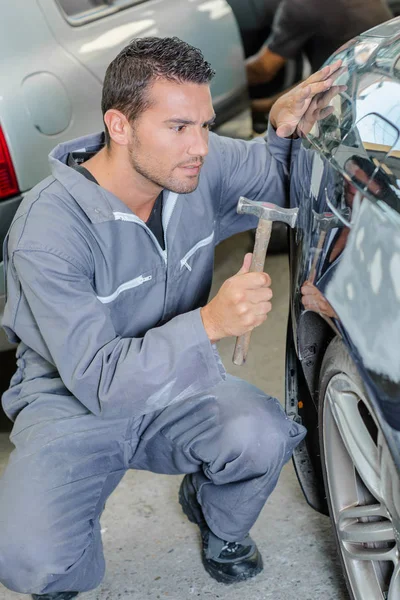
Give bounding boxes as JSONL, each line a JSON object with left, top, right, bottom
{"left": 286, "top": 310, "right": 337, "bottom": 514}
{"left": 297, "top": 310, "right": 337, "bottom": 401}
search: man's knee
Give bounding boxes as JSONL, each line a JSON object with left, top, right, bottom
{"left": 217, "top": 396, "right": 306, "bottom": 475}
{"left": 0, "top": 533, "right": 54, "bottom": 594}
{"left": 0, "top": 478, "right": 60, "bottom": 592}
{"left": 0, "top": 520, "right": 102, "bottom": 594}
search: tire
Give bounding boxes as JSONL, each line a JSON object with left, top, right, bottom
{"left": 250, "top": 221, "right": 289, "bottom": 254}
{"left": 318, "top": 337, "right": 400, "bottom": 600}
{"left": 268, "top": 222, "right": 289, "bottom": 254}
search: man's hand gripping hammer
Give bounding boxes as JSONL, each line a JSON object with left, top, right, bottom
{"left": 233, "top": 197, "right": 298, "bottom": 366}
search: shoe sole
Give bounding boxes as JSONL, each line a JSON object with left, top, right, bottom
{"left": 201, "top": 556, "right": 263, "bottom": 585}
{"left": 179, "top": 478, "right": 264, "bottom": 585}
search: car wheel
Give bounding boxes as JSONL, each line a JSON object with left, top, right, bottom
{"left": 319, "top": 337, "right": 400, "bottom": 600}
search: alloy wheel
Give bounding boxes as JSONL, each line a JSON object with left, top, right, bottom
{"left": 323, "top": 373, "right": 400, "bottom": 599}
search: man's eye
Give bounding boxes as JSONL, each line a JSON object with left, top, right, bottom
{"left": 204, "top": 122, "right": 215, "bottom": 130}
{"left": 173, "top": 125, "right": 186, "bottom": 133}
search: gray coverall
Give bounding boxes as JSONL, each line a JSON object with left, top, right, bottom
{"left": 0, "top": 124, "right": 306, "bottom": 595}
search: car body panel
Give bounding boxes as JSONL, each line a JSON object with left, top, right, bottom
{"left": 0, "top": 2, "right": 103, "bottom": 194}
{"left": 38, "top": 0, "right": 246, "bottom": 110}
{"left": 288, "top": 16, "right": 400, "bottom": 509}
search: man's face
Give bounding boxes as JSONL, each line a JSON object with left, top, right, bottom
{"left": 127, "top": 79, "right": 215, "bottom": 194}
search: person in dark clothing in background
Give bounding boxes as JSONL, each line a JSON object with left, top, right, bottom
{"left": 246, "top": 0, "right": 393, "bottom": 117}
{"left": 228, "top": 0, "right": 281, "bottom": 60}
{"left": 228, "top": 0, "right": 304, "bottom": 134}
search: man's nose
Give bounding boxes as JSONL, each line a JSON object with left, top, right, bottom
{"left": 187, "top": 128, "right": 209, "bottom": 157}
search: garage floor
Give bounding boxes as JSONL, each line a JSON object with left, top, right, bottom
{"left": 0, "top": 113, "right": 349, "bottom": 600}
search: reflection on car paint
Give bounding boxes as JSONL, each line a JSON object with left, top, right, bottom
{"left": 326, "top": 199, "right": 400, "bottom": 383}
{"left": 290, "top": 18, "right": 400, "bottom": 425}
{"left": 197, "top": 0, "right": 233, "bottom": 20}
{"left": 79, "top": 20, "right": 157, "bottom": 54}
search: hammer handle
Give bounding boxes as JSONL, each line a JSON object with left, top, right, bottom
{"left": 233, "top": 219, "right": 273, "bottom": 366}
{"left": 308, "top": 231, "right": 327, "bottom": 285}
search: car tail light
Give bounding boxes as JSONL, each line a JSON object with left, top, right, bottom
{"left": 0, "top": 125, "right": 19, "bottom": 200}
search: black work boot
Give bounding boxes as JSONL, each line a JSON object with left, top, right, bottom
{"left": 32, "top": 593, "right": 79, "bottom": 599}
{"left": 179, "top": 474, "right": 263, "bottom": 584}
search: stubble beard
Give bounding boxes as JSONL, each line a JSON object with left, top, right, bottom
{"left": 128, "top": 141, "right": 201, "bottom": 195}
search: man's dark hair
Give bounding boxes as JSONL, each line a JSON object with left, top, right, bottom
{"left": 101, "top": 37, "right": 216, "bottom": 146}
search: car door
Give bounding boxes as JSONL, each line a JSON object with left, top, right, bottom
{"left": 290, "top": 26, "right": 400, "bottom": 418}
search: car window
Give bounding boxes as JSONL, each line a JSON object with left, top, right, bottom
{"left": 341, "top": 112, "right": 398, "bottom": 172}
{"left": 375, "top": 42, "right": 400, "bottom": 75}
{"left": 56, "top": 0, "right": 147, "bottom": 25}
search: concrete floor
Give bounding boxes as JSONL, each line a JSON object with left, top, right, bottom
{"left": 0, "top": 113, "right": 349, "bottom": 600}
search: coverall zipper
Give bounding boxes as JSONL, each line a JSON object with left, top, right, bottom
{"left": 112, "top": 192, "right": 178, "bottom": 265}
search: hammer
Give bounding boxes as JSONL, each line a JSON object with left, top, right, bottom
{"left": 233, "top": 197, "right": 299, "bottom": 366}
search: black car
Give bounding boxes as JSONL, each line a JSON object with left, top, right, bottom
{"left": 287, "top": 17, "right": 400, "bottom": 600}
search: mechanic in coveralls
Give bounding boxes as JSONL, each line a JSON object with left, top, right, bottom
{"left": 0, "top": 37, "right": 342, "bottom": 599}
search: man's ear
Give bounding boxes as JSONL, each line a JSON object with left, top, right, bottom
{"left": 104, "top": 109, "right": 130, "bottom": 146}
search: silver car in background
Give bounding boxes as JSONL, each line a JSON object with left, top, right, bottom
{"left": 0, "top": 0, "right": 248, "bottom": 361}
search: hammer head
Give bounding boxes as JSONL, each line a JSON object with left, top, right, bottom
{"left": 237, "top": 196, "right": 299, "bottom": 228}
{"left": 312, "top": 208, "right": 351, "bottom": 231}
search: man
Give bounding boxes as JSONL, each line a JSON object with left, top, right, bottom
{"left": 246, "top": 0, "right": 392, "bottom": 112}
{"left": 0, "top": 37, "right": 342, "bottom": 599}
